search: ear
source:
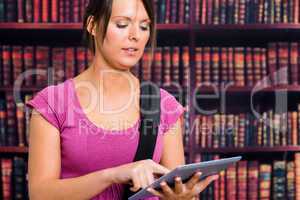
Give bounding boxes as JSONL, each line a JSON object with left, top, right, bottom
{"left": 86, "top": 15, "right": 96, "bottom": 36}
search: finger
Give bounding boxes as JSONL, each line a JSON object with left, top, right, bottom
{"left": 130, "top": 174, "right": 141, "bottom": 192}
{"left": 194, "top": 175, "right": 219, "bottom": 194}
{"left": 152, "top": 162, "right": 170, "bottom": 175}
{"left": 186, "top": 171, "right": 202, "bottom": 189}
{"left": 174, "top": 176, "right": 184, "bottom": 194}
{"left": 147, "top": 187, "right": 164, "bottom": 198}
{"left": 145, "top": 170, "right": 155, "bottom": 186}
{"left": 160, "top": 181, "right": 174, "bottom": 197}
{"left": 139, "top": 172, "right": 148, "bottom": 189}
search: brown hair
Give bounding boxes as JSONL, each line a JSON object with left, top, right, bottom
{"left": 82, "top": 0, "right": 156, "bottom": 57}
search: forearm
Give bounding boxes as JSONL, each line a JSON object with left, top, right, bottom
{"left": 29, "top": 168, "right": 115, "bottom": 200}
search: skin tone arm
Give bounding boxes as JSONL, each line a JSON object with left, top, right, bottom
{"left": 148, "top": 116, "right": 219, "bottom": 200}
{"left": 28, "top": 110, "right": 117, "bottom": 200}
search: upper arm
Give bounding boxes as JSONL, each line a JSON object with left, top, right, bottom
{"left": 28, "top": 109, "right": 61, "bottom": 189}
{"left": 159, "top": 115, "right": 185, "bottom": 170}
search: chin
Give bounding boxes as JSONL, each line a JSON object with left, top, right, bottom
{"left": 118, "top": 60, "right": 140, "bottom": 69}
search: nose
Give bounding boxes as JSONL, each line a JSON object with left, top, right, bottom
{"left": 128, "top": 23, "right": 140, "bottom": 42}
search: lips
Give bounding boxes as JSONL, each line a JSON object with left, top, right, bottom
{"left": 122, "top": 47, "right": 138, "bottom": 56}
{"left": 122, "top": 47, "right": 138, "bottom": 52}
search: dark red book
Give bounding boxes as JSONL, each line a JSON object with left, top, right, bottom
{"left": 220, "top": 48, "right": 228, "bottom": 84}
{"left": 59, "top": 0, "right": 64, "bottom": 22}
{"left": 17, "top": 0, "right": 24, "bottom": 22}
{"left": 25, "top": 0, "right": 33, "bottom": 22}
{"left": 267, "top": 43, "right": 277, "bottom": 85}
{"left": 24, "top": 46, "right": 34, "bottom": 86}
{"left": 277, "top": 42, "right": 289, "bottom": 85}
{"left": 201, "top": 0, "right": 207, "bottom": 24}
{"left": 76, "top": 47, "right": 87, "bottom": 74}
{"left": 33, "top": 0, "right": 40, "bottom": 22}
{"left": 12, "top": 46, "right": 23, "bottom": 85}
{"left": 165, "top": 0, "right": 171, "bottom": 23}
{"left": 171, "top": 47, "right": 180, "bottom": 84}
{"left": 245, "top": 47, "right": 254, "bottom": 86}
{"left": 182, "top": 47, "right": 189, "bottom": 87}
{"left": 248, "top": 161, "right": 259, "bottom": 200}
{"left": 153, "top": 47, "right": 162, "bottom": 85}
{"left": 42, "top": 0, "right": 49, "bottom": 22}
{"left": 73, "top": 0, "right": 80, "bottom": 22}
{"left": 65, "top": 47, "right": 75, "bottom": 79}
{"left": 290, "top": 42, "right": 298, "bottom": 85}
{"left": 195, "top": 47, "right": 203, "bottom": 87}
{"left": 35, "top": 46, "right": 49, "bottom": 85}
{"left": 2, "top": 45, "right": 12, "bottom": 86}
{"left": 237, "top": 160, "right": 247, "bottom": 200}
{"left": 51, "top": 47, "right": 65, "bottom": 84}
{"left": 51, "top": 0, "right": 58, "bottom": 22}
{"left": 163, "top": 47, "right": 171, "bottom": 86}
{"left": 2, "top": 159, "right": 13, "bottom": 200}
{"left": 226, "top": 163, "right": 237, "bottom": 200}
{"left": 6, "top": 94, "right": 17, "bottom": 146}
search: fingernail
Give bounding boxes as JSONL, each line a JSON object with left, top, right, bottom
{"left": 147, "top": 188, "right": 152, "bottom": 192}
{"left": 197, "top": 172, "right": 202, "bottom": 176}
{"left": 160, "top": 181, "right": 166, "bottom": 186}
{"left": 175, "top": 177, "right": 181, "bottom": 181}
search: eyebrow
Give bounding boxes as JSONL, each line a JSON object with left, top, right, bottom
{"left": 112, "top": 16, "right": 151, "bottom": 22}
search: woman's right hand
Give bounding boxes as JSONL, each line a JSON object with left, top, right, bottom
{"left": 109, "top": 159, "right": 170, "bottom": 192}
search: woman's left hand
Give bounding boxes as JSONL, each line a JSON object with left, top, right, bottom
{"left": 146, "top": 172, "right": 219, "bottom": 200}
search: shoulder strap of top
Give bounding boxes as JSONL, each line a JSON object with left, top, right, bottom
{"left": 122, "top": 81, "right": 161, "bottom": 199}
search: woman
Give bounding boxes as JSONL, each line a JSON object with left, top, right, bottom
{"left": 26, "top": 0, "right": 218, "bottom": 199}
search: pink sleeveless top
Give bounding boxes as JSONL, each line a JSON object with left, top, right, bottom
{"left": 25, "top": 78, "right": 185, "bottom": 200}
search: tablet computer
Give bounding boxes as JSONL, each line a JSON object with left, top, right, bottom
{"left": 128, "top": 156, "right": 242, "bottom": 200}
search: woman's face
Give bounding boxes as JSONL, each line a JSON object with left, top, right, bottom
{"left": 96, "top": 0, "right": 151, "bottom": 70}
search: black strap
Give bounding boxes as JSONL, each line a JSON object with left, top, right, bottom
{"left": 122, "top": 81, "right": 161, "bottom": 199}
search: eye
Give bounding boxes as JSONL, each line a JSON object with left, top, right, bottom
{"left": 140, "top": 23, "right": 150, "bottom": 31}
{"left": 116, "top": 21, "right": 128, "bottom": 29}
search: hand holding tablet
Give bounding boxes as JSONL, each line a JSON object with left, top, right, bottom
{"left": 128, "top": 156, "right": 242, "bottom": 200}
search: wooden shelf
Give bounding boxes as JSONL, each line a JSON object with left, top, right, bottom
{"left": 196, "top": 85, "right": 300, "bottom": 94}
{"left": 193, "top": 23, "right": 300, "bottom": 31}
{"left": 2, "top": 23, "right": 300, "bottom": 45}
{"left": 0, "top": 146, "right": 28, "bottom": 154}
{"left": 0, "top": 23, "right": 190, "bottom": 30}
{"left": 193, "top": 23, "right": 300, "bottom": 44}
{"left": 195, "top": 146, "right": 300, "bottom": 154}
{"left": 0, "top": 23, "right": 190, "bottom": 45}
{"left": 0, "top": 85, "right": 188, "bottom": 93}
{"left": 1, "top": 146, "right": 299, "bottom": 154}
{"left": 3, "top": 84, "right": 300, "bottom": 93}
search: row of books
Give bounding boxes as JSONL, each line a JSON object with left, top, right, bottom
{"left": 196, "top": 105, "right": 300, "bottom": 148}
{"left": 0, "top": 45, "right": 190, "bottom": 87}
{"left": 0, "top": 156, "right": 28, "bottom": 200}
{"left": 195, "top": 42, "right": 300, "bottom": 87}
{"left": 0, "top": 45, "right": 91, "bottom": 86}
{"left": 195, "top": 0, "right": 300, "bottom": 25}
{"left": 0, "top": 93, "right": 32, "bottom": 147}
{"left": 154, "top": 0, "right": 190, "bottom": 24}
{"left": 0, "top": 0, "right": 87, "bottom": 23}
{"left": 195, "top": 153, "right": 300, "bottom": 200}
{"left": 0, "top": 0, "right": 191, "bottom": 24}
{"left": 132, "top": 47, "right": 190, "bottom": 87}
{"left": 3, "top": 42, "right": 300, "bottom": 88}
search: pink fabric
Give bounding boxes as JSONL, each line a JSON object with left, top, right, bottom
{"left": 26, "top": 78, "right": 185, "bottom": 200}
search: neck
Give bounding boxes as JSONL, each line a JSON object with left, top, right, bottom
{"left": 86, "top": 55, "right": 138, "bottom": 96}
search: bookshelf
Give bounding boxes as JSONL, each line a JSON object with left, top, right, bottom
{"left": 195, "top": 146, "right": 300, "bottom": 154}
{"left": 0, "top": 147, "right": 28, "bottom": 154}
{"left": 2, "top": 0, "right": 300, "bottom": 199}
{"left": 1, "top": 14, "right": 300, "bottom": 158}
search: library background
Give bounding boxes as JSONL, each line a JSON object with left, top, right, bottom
{"left": 1, "top": 0, "right": 300, "bottom": 199}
